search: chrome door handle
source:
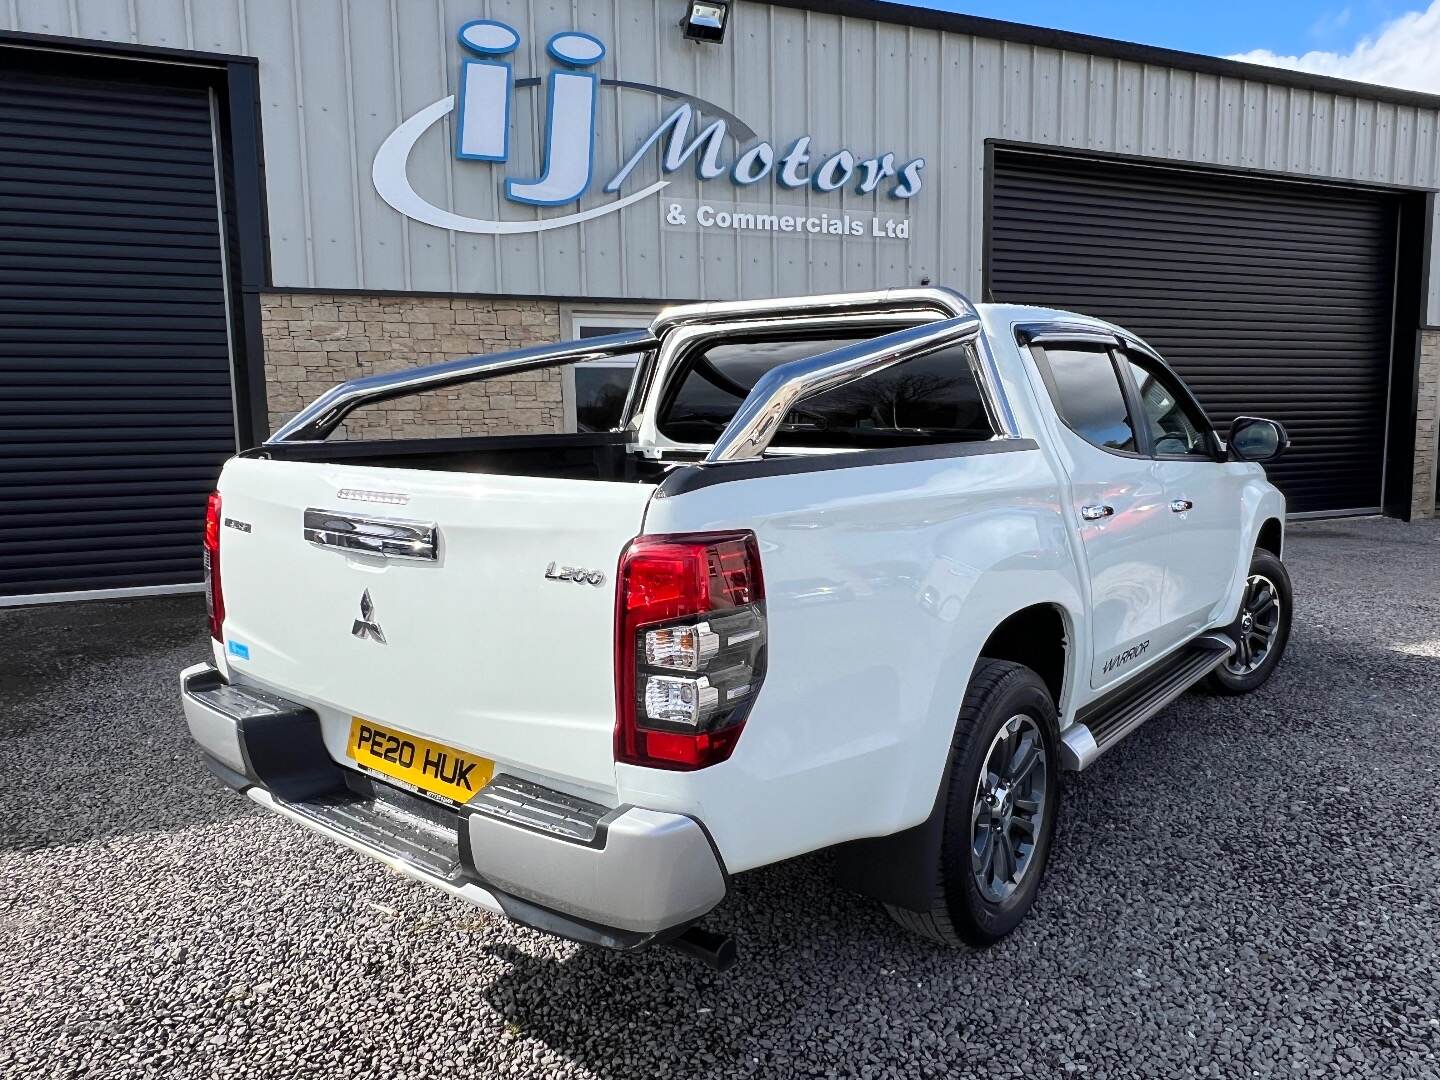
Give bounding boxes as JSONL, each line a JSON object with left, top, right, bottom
{"left": 1080, "top": 504, "right": 1114, "bottom": 521}
{"left": 303, "top": 508, "right": 439, "bottom": 561}
{"left": 1170, "top": 499, "right": 1194, "bottom": 513}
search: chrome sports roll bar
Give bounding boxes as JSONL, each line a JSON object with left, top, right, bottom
{"left": 704, "top": 315, "right": 984, "bottom": 464}
{"left": 653, "top": 285, "right": 973, "bottom": 333}
{"left": 267, "top": 329, "right": 657, "bottom": 443}
{"left": 267, "top": 286, "right": 1016, "bottom": 448}
{"left": 657, "top": 287, "right": 1018, "bottom": 443}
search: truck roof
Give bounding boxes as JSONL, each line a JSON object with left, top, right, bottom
{"left": 976, "top": 301, "right": 1113, "bottom": 329}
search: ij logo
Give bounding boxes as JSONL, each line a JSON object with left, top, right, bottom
{"left": 372, "top": 20, "right": 926, "bottom": 236}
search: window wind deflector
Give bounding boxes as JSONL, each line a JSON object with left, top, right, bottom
{"left": 1015, "top": 323, "right": 1121, "bottom": 349}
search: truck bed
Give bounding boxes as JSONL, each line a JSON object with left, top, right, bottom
{"left": 247, "top": 431, "right": 683, "bottom": 484}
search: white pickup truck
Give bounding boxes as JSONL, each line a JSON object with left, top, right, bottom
{"left": 180, "top": 287, "right": 1291, "bottom": 968}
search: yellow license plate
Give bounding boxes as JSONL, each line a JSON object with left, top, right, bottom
{"left": 347, "top": 718, "right": 494, "bottom": 806}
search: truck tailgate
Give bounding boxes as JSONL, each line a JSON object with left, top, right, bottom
{"left": 214, "top": 457, "right": 653, "bottom": 795}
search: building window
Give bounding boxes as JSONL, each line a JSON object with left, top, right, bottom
{"left": 564, "top": 310, "right": 655, "bottom": 432}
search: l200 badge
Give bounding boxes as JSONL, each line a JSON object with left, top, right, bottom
{"left": 544, "top": 562, "right": 606, "bottom": 587}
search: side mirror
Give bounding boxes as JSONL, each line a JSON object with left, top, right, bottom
{"left": 1227, "top": 416, "right": 1288, "bottom": 463}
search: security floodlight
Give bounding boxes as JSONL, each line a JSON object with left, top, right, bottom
{"left": 680, "top": 1, "right": 730, "bottom": 44}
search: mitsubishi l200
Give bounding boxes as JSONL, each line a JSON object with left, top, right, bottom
{"left": 180, "top": 288, "right": 1291, "bottom": 966}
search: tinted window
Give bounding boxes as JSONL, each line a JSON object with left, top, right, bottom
{"left": 1041, "top": 346, "right": 1137, "bottom": 453}
{"left": 570, "top": 320, "right": 651, "bottom": 432}
{"left": 1124, "top": 357, "right": 1209, "bottom": 457}
{"left": 658, "top": 336, "right": 994, "bottom": 447}
{"left": 574, "top": 362, "right": 635, "bottom": 431}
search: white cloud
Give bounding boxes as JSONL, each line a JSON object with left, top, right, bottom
{"left": 1229, "top": 1, "right": 1440, "bottom": 93}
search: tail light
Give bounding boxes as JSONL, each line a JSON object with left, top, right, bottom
{"left": 615, "top": 532, "right": 766, "bottom": 770}
{"left": 204, "top": 490, "right": 224, "bottom": 641}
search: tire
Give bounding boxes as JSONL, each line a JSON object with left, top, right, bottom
{"left": 885, "top": 659, "right": 1060, "bottom": 948}
{"left": 1202, "top": 549, "right": 1293, "bottom": 696}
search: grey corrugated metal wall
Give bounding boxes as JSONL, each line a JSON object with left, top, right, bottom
{"left": 3, "top": 0, "right": 1437, "bottom": 320}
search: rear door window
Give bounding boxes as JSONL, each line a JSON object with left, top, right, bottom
{"left": 1034, "top": 345, "right": 1138, "bottom": 454}
{"left": 657, "top": 334, "right": 995, "bottom": 447}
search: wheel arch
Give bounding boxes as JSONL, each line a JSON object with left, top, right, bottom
{"left": 1225, "top": 483, "right": 1287, "bottom": 620}
{"left": 973, "top": 602, "right": 1072, "bottom": 715}
{"left": 833, "top": 599, "right": 1076, "bottom": 913}
{"left": 1256, "top": 517, "right": 1284, "bottom": 558}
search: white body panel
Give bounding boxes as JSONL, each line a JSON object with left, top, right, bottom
{"left": 200, "top": 299, "right": 1287, "bottom": 887}
{"left": 626, "top": 445, "right": 1080, "bottom": 871}
{"left": 1035, "top": 419, "right": 1172, "bottom": 690}
{"left": 1155, "top": 457, "right": 1249, "bottom": 635}
{"left": 215, "top": 458, "right": 650, "bottom": 796}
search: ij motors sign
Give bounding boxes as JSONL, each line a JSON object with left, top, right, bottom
{"left": 372, "top": 20, "right": 926, "bottom": 239}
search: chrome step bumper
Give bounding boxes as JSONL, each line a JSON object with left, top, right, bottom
{"left": 463, "top": 777, "right": 726, "bottom": 939}
{"left": 246, "top": 785, "right": 508, "bottom": 919}
{"left": 291, "top": 772, "right": 468, "bottom": 881}
{"left": 179, "top": 663, "right": 726, "bottom": 949}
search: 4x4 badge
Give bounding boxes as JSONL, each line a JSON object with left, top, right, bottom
{"left": 352, "top": 589, "right": 387, "bottom": 644}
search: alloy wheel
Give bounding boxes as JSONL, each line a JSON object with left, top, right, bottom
{"left": 1226, "top": 573, "right": 1283, "bottom": 676}
{"left": 970, "top": 714, "right": 1048, "bottom": 903}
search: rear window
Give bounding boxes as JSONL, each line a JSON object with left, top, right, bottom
{"left": 657, "top": 335, "right": 995, "bottom": 447}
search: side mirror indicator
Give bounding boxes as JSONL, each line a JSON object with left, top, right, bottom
{"left": 1227, "top": 416, "right": 1288, "bottom": 463}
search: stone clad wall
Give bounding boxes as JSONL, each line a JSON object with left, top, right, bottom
{"left": 260, "top": 294, "right": 565, "bottom": 440}
{"left": 1415, "top": 330, "right": 1439, "bottom": 520}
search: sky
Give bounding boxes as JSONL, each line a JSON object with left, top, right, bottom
{"left": 901, "top": 0, "right": 1440, "bottom": 92}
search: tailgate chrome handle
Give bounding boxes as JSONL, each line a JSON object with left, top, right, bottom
{"left": 303, "top": 508, "right": 438, "bottom": 561}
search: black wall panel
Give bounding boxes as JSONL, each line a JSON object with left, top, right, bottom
{"left": 0, "top": 68, "right": 235, "bottom": 597}
{"left": 989, "top": 149, "right": 1399, "bottom": 515}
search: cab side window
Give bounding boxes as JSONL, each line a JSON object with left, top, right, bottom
{"left": 1122, "top": 354, "right": 1212, "bottom": 458}
{"left": 1036, "top": 345, "right": 1138, "bottom": 454}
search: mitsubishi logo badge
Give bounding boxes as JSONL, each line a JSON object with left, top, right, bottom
{"left": 352, "top": 589, "right": 386, "bottom": 644}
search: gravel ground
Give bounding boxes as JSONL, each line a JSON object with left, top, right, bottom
{"left": 1, "top": 516, "right": 1438, "bottom": 1079}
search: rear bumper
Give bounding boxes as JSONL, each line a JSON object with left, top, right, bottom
{"left": 179, "top": 663, "right": 727, "bottom": 949}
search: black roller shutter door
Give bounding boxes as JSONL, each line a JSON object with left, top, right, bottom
{"left": 989, "top": 149, "right": 1398, "bottom": 515}
{"left": 0, "top": 67, "right": 235, "bottom": 599}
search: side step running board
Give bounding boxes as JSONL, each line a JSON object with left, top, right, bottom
{"left": 1060, "top": 633, "right": 1233, "bottom": 771}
